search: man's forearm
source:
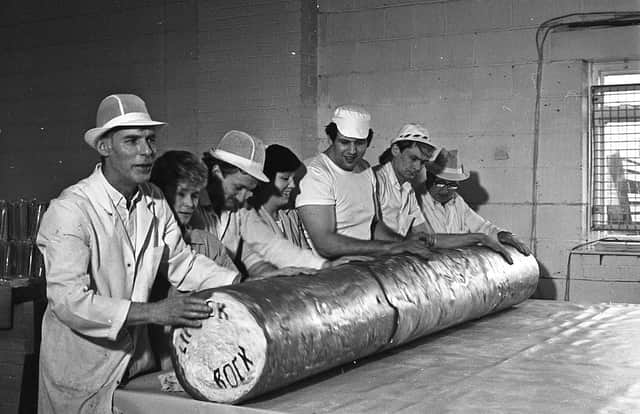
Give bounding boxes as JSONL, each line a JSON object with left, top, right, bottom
{"left": 433, "top": 232, "right": 509, "bottom": 250}
{"left": 125, "top": 302, "right": 157, "bottom": 326}
{"left": 246, "top": 261, "right": 278, "bottom": 280}
{"left": 312, "top": 233, "right": 394, "bottom": 259}
{"left": 432, "top": 233, "right": 481, "bottom": 249}
{"left": 373, "top": 220, "right": 404, "bottom": 242}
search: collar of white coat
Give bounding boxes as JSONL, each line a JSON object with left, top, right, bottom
{"left": 86, "top": 164, "right": 155, "bottom": 214}
{"left": 101, "top": 173, "right": 143, "bottom": 213}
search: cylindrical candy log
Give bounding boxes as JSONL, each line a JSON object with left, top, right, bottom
{"left": 365, "top": 247, "right": 539, "bottom": 346}
{"left": 171, "top": 264, "right": 397, "bottom": 403}
{"left": 171, "top": 246, "right": 538, "bottom": 404}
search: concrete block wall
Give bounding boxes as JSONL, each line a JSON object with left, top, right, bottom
{"left": 318, "top": 0, "right": 640, "bottom": 299}
{"left": 195, "top": 0, "right": 317, "bottom": 158}
{"left": 1, "top": 1, "right": 174, "bottom": 200}
{"left": 2, "top": 0, "right": 639, "bottom": 300}
{"left": 565, "top": 253, "right": 640, "bottom": 303}
{"left": 0, "top": 0, "right": 316, "bottom": 201}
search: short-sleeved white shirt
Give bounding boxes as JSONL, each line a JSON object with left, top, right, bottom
{"left": 296, "top": 153, "right": 377, "bottom": 245}
{"left": 375, "top": 161, "right": 425, "bottom": 236}
{"left": 419, "top": 192, "right": 502, "bottom": 237}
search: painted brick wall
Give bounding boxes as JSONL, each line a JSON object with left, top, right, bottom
{"left": 318, "top": 0, "right": 640, "bottom": 299}
{"left": 0, "top": 0, "right": 316, "bottom": 200}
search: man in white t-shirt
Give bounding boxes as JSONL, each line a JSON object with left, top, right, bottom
{"left": 296, "top": 105, "right": 432, "bottom": 259}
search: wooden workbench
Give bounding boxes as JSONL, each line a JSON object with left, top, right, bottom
{"left": 0, "top": 279, "right": 46, "bottom": 414}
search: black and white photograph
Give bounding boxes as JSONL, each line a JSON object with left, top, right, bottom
{"left": 1, "top": 1, "right": 640, "bottom": 413}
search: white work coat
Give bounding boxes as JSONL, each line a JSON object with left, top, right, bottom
{"left": 242, "top": 207, "right": 326, "bottom": 269}
{"left": 191, "top": 206, "right": 326, "bottom": 271}
{"left": 36, "top": 166, "right": 237, "bottom": 414}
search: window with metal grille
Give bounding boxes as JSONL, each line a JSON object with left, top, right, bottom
{"left": 591, "top": 77, "right": 640, "bottom": 232}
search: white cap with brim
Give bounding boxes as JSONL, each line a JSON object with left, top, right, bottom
{"left": 331, "top": 104, "right": 371, "bottom": 139}
{"left": 84, "top": 94, "right": 166, "bottom": 149}
{"left": 436, "top": 149, "right": 470, "bottom": 181}
{"left": 391, "top": 123, "right": 443, "bottom": 162}
{"left": 210, "top": 130, "right": 269, "bottom": 183}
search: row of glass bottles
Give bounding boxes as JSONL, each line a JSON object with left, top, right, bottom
{"left": 0, "top": 199, "right": 48, "bottom": 280}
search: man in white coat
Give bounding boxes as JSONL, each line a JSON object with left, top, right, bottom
{"left": 36, "top": 94, "right": 239, "bottom": 413}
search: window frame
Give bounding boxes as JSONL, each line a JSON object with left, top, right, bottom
{"left": 588, "top": 61, "right": 640, "bottom": 237}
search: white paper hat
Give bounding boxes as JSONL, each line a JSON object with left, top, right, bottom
{"left": 331, "top": 105, "right": 371, "bottom": 139}
{"left": 436, "top": 149, "right": 470, "bottom": 181}
{"left": 391, "top": 123, "right": 443, "bottom": 162}
{"left": 84, "top": 94, "right": 166, "bottom": 149}
{"left": 209, "top": 130, "right": 269, "bottom": 182}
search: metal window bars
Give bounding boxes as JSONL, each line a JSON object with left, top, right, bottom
{"left": 591, "top": 83, "right": 640, "bottom": 232}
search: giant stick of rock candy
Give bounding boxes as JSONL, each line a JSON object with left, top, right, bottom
{"left": 171, "top": 246, "right": 539, "bottom": 404}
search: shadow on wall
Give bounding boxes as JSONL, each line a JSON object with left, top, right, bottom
{"left": 457, "top": 171, "right": 488, "bottom": 212}
{"left": 456, "top": 172, "right": 558, "bottom": 300}
{"left": 531, "top": 261, "right": 558, "bottom": 300}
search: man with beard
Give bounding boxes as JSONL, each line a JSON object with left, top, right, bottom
{"left": 376, "top": 124, "right": 514, "bottom": 263}
{"left": 36, "top": 94, "right": 239, "bottom": 414}
{"left": 295, "top": 105, "right": 432, "bottom": 260}
{"left": 191, "top": 130, "right": 327, "bottom": 276}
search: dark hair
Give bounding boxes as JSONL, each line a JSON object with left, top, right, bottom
{"left": 378, "top": 141, "right": 415, "bottom": 165}
{"left": 249, "top": 144, "right": 302, "bottom": 209}
{"left": 428, "top": 149, "right": 448, "bottom": 176}
{"left": 202, "top": 151, "right": 254, "bottom": 211}
{"left": 425, "top": 171, "right": 437, "bottom": 189}
{"left": 422, "top": 159, "right": 451, "bottom": 191}
{"left": 202, "top": 151, "right": 241, "bottom": 176}
{"left": 263, "top": 144, "right": 301, "bottom": 181}
{"left": 325, "top": 122, "right": 374, "bottom": 146}
{"left": 150, "top": 150, "right": 207, "bottom": 194}
{"left": 413, "top": 170, "right": 439, "bottom": 198}
{"left": 379, "top": 141, "right": 440, "bottom": 166}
